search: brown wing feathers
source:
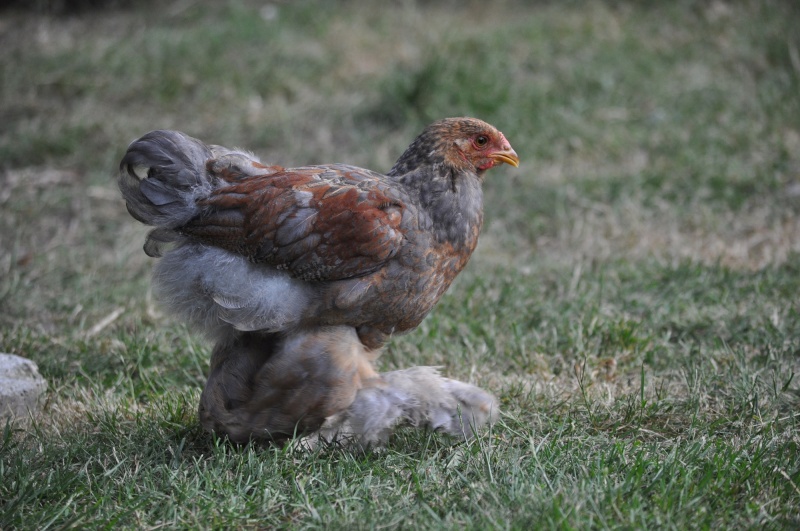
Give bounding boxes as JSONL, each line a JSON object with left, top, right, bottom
{"left": 183, "top": 166, "right": 405, "bottom": 281}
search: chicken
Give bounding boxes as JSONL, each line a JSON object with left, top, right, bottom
{"left": 118, "top": 117, "right": 519, "bottom": 446}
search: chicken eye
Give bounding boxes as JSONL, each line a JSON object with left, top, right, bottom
{"left": 475, "top": 135, "right": 489, "bottom": 148}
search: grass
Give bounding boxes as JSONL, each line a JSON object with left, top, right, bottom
{"left": 1, "top": 0, "right": 800, "bottom": 528}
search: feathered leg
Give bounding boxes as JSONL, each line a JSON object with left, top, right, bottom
{"left": 198, "top": 327, "right": 497, "bottom": 447}
{"left": 198, "top": 327, "right": 379, "bottom": 443}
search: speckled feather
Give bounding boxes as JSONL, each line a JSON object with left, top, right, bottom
{"left": 184, "top": 164, "right": 407, "bottom": 282}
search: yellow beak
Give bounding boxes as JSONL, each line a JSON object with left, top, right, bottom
{"left": 492, "top": 147, "right": 520, "bottom": 168}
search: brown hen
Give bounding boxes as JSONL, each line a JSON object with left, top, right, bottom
{"left": 119, "top": 117, "right": 518, "bottom": 446}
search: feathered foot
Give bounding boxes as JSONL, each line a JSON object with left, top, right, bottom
{"left": 312, "top": 366, "right": 499, "bottom": 448}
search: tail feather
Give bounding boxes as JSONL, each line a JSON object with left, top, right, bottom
{"left": 141, "top": 227, "right": 181, "bottom": 258}
{"left": 119, "top": 130, "right": 269, "bottom": 257}
{"left": 118, "top": 130, "right": 216, "bottom": 231}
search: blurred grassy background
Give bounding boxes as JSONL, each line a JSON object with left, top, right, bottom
{"left": 1, "top": 0, "right": 800, "bottom": 528}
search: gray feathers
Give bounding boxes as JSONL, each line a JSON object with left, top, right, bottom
{"left": 119, "top": 130, "right": 216, "bottom": 229}
{"left": 153, "top": 244, "right": 312, "bottom": 342}
{"left": 314, "top": 366, "right": 498, "bottom": 448}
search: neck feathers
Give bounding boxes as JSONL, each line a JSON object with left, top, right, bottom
{"left": 397, "top": 165, "right": 484, "bottom": 250}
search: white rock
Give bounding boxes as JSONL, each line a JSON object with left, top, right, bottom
{"left": 0, "top": 353, "right": 47, "bottom": 425}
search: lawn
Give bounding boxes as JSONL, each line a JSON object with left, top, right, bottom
{"left": 1, "top": 0, "right": 799, "bottom": 528}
